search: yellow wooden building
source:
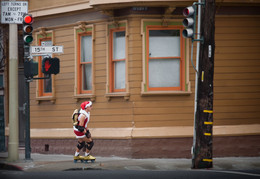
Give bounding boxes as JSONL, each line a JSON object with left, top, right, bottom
{"left": 3, "top": 0, "right": 260, "bottom": 158}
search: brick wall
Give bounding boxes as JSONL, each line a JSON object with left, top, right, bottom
{"left": 28, "top": 135, "right": 260, "bottom": 158}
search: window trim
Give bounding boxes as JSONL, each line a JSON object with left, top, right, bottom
{"left": 109, "top": 27, "right": 126, "bottom": 93}
{"left": 74, "top": 24, "right": 96, "bottom": 101}
{"left": 77, "top": 32, "right": 93, "bottom": 94}
{"left": 141, "top": 19, "right": 191, "bottom": 96}
{"left": 106, "top": 21, "right": 130, "bottom": 100}
{"left": 35, "top": 30, "right": 56, "bottom": 103}
{"left": 146, "top": 26, "right": 184, "bottom": 91}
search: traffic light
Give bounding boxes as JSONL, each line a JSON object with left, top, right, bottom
{"left": 23, "top": 14, "right": 34, "bottom": 45}
{"left": 42, "top": 57, "right": 60, "bottom": 75}
{"left": 24, "top": 60, "right": 38, "bottom": 78}
{"left": 182, "top": 5, "right": 196, "bottom": 39}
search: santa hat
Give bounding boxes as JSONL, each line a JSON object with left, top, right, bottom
{"left": 81, "top": 101, "right": 92, "bottom": 110}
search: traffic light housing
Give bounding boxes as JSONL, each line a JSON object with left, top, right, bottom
{"left": 42, "top": 57, "right": 60, "bottom": 75}
{"left": 182, "top": 5, "right": 196, "bottom": 39}
{"left": 23, "top": 14, "right": 34, "bottom": 45}
{"left": 24, "top": 60, "right": 38, "bottom": 78}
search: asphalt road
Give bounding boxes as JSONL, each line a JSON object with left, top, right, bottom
{"left": 1, "top": 154, "right": 260, "bottom": 179}
{"left": 1, "top": 169, "right": 260, "bottom": 179}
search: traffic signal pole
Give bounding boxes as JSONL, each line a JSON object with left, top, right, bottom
{"left": 24, "top": 68, "right": 31, "bottom": 160}
{"left": 192, "top": 0, "right": 216, "bottom": 169}
{"left": 22, "top": 14, "right": 60, "bottom": 160}
{"left": 23, "top": 14, "right": 34, "bottom": 161}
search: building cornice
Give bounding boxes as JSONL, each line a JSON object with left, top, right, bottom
{"left": 29, "top": 1, "right": 92, "bottom": 17}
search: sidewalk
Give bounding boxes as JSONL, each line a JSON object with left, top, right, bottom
{"left": 1, "top": 152, "right": 260, "bottom": 172}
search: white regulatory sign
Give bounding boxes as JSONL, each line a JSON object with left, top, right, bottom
{"left": 1, "top": 1, "right": 28, "bottom": 24}
{"left": 31, "top": 46, "right": 64, "bottom": 54}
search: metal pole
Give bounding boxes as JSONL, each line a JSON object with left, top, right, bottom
{"left": 24, "top": 75, "right": 31, "bottom": 160}
{"left": 8, "top": 23, "right": 19, "bottom": 162}
{"left": 192, "top": 0, "right": 202, "bottom": 163}
{"left": 24, "top": 31, "right": 32, "bottom": 160}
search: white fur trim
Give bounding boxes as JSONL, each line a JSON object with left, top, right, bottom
{"left": 80, "top": 109, "right": 89, "bottom": 117}
{"left": 85, "top": 101, "right": 92, "bottom": 109}
{"left": 75, "top": 135, "right": 85, "bottom": 139}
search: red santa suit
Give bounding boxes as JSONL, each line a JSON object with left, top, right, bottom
{"left": 73, "top": 101, "right": 92, "bottom": 138}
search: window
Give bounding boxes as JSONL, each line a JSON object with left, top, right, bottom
{"left": 141, "top": 20, "right": 190, "bottom": 95}
{"left": 110, "top": 29, "right": 126, "bottom": 92}
{"left": 35, "top": 30, "right": 56, "bottom": 102}
{"left": 77, "top": 33, "right": 93, "bottom": 94}
{"left": 38, "top": 39, "right": 53, "bottom": 96}
{"left": 74, "top": 25, "right": 95, "bottom": 101}
{"left": 148, "top": 29, "right": 181, "bottom": 90}
{"left": 106, "top": 21, "right": 129, "bottom": 100}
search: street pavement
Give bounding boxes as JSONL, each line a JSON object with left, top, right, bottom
{"left": 0, "top": 152, "right": 260, "bottom": 171}
{"left": 0, "top": 152, "right": 260, "bottom": 179}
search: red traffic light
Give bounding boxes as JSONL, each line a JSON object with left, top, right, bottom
{"left": 23, "top": 14, "right": 33, "bottom": 24}
{"left": 182, "top": 5, "right": 196, "bottom": 39}
{"left": 23, "top": 14, "right": 34, "bottom": 45}
{"left": 183, "top": 6, "right": 195, "bottom": 17}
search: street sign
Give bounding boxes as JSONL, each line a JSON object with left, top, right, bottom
{"left": 1, "top": 1, "right": 28, "bottom": 24}
{"left": 30, "top": 46, "right": 64, "bottom": 54}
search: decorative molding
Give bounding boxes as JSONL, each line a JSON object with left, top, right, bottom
{"left": 38, "top": 27, "right": 48, "bottom": 38}
{"left": 77, "top": 21, "right": 88, "bottom": 32}
{"left": 141, "top": 90, "right": 192, "bottom": 96}
{"left": 74, "top": 94, "right": 96, "bottom": 102}
{"left": 162, "top": 7, "right": 176, "bottom": 26}
{"left": 105, "top": 92, "right": 130, "bottom": 101}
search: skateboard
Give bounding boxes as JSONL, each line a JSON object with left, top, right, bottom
{"left": 73, "top": 155, "right": 96, "bottom": 163}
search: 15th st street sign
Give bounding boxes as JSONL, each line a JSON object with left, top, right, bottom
{"left": 30, "top": 46, "right": 64, "bottom": 54}
{"left": 1, "top": 1, "right": 28, "bottom": 24}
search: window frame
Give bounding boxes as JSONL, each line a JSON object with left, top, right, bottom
{"left": 141, "top": 20, "right": 191, "bottom": 96}
{"left": 74, "top": 25, "right": 96, "bottom": 101}
{"left": 146, "top": 26, "right": 185, "bottom": 91}
{"left": 109, "top": 27, "right": 126, "bottom": 93}
{"left": 35, "top": 30, "right": 56, "bottom": 102}
{"left": 106, "top": 21, "right": 130, "bottom": 100}
{"left": 77, "top": 32, "right": 93, "bottom": 94}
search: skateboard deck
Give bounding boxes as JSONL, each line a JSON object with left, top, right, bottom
{"left": 73, "top": 156, "right": 96, "bottom": 163}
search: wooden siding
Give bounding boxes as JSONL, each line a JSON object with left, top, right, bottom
{"left": 29, "top": 15, "right": 260, "bottom": 132}
{"left": 214, "top": 16, "right": 260, "bottom": 126}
